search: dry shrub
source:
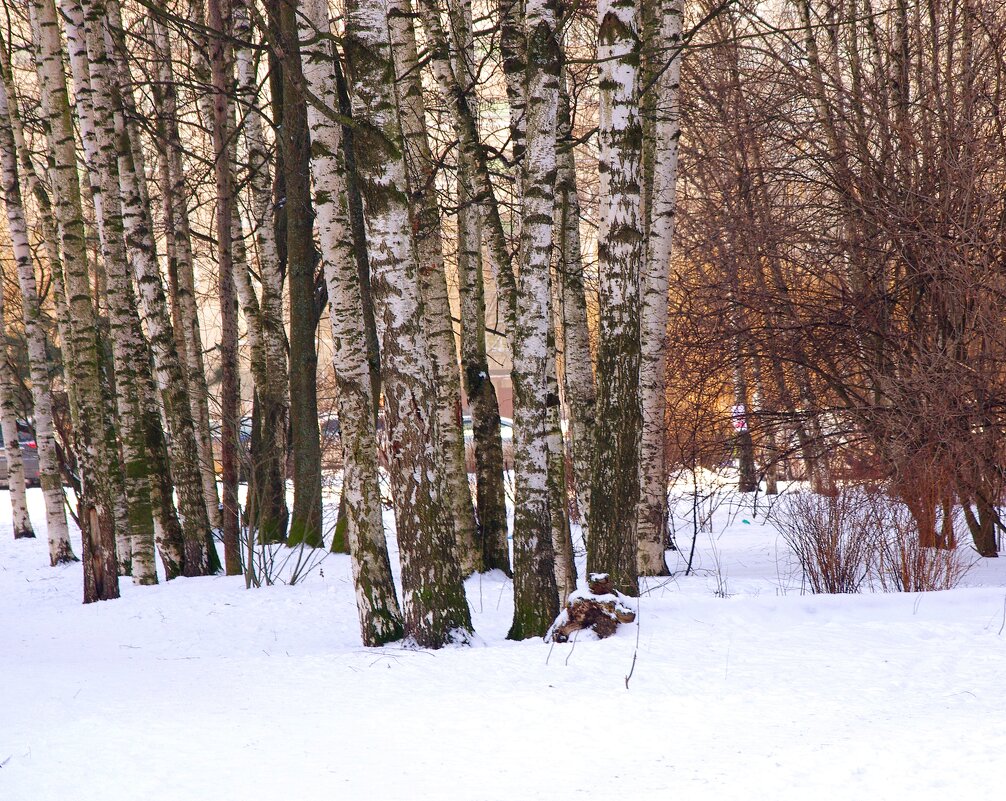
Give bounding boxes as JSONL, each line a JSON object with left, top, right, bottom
{"left": 772, "top": 488, "right": 875, "bottom": 593}
{"left": 774, "top": 486, "right": 976, "bottom": 594}
{"left": 872, "top": 500, "right": 976, "bottom": 592}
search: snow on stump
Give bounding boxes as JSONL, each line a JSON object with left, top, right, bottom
{"left": 546, "top": 573, "right": 636, "bottom": 642}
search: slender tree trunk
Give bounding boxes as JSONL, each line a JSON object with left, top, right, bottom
{"left": 0, "top": 358, "right": 34, "bottom": 540}
{"left": 233, "top": 0, "right": 289, "bottom": 543}
{"left": 636, "top": 0, "right": 682, "bottom": 574}
{"left": 32, "top": 0, "right": 119, "bottom": 601}
{"left": 416, "top": 0, "right": 518, "bottom": 336}
{"left": 345, "top": 0, "right": 473, "bottom": 648}
{"left": 301, "top": 0, "right": 403, "bottom": 643}
{"left": 206, "top": 0, "right": 242, "bottom": 575}
{"left": 0, "top": 70, "right": 76, "bottom": 564}
{"left": 149, "top": 14, "right": 221, "bottom": 530}
{"left": 106, "top": 0, "right": 217, "bottom": 577}
{"left": 555, "top": 72, "right": 594, "bottom": 535}
{"left": 388, "top": 0, "right": 480, "bottom": 575}
{"left": 508, "top": 0, "right": 562, "bottom": 640}
{"left": 587, "top": 0, "right": 644, "bottom": 597}
{"left": 457, "top": 156, "right": 511, "bottom": 575}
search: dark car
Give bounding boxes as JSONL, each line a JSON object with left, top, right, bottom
{"left": 0, "top": 421, "right": 41, "bottom": 488}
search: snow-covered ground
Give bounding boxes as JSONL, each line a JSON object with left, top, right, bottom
{"left": 3, "top": 479, "right": 1006, "bottom": 800}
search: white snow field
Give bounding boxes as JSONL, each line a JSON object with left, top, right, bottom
{"left": 3, "top": 482, "right": 1006, "bottom": 801}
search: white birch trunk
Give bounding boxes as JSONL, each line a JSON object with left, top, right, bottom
{"left": 636, "top": 0, "right": 681, "bottom": 575}
{"left": 104, "top": 0, "right": 215, "bottom": 576}
{"left": 32, "top": 0, "right": 119, "bottom": 600}
{"left": 587, "top": 0, "right": 644, "bottom": 596}
{"left": 301, "top": 0, "right": 404, "bottom": 643}
{"left": 345, "top": 0, "right": 473, "bottom": 648}
{"left": 555, "top": 69, "right": 594, "bottom": 537}
{"left": 149, "top": 15, "right": 222, "bottom": 530}
{"left": 0, "top": 75, "right": 75, "bottom": 565}
{"left": 0, "top": 357, "right": 34, "bottom": 541}
{"left": 508, "top": 0, "right": 561, "bottom": 639}
{"left": 386, "top": 0, "right": 480, "bottom": 575}
{"left": 65, "top": 0, "right": 159, "bottom": 578}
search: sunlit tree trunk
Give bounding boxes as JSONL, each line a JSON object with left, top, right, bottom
{"left": 32, "top": 0, "right": 118, "bottom": 601}
{"left": 507, "top": 0, "right": 562, "bottom": 640}
{"left": 232, "top": 0, "right": 289, "bottom": 543}
{"left": 587, "top": 0, "right": 643, "bottom": 597}
{"left": 301, "top": 0, "right": 404, "bottom": 643}
{"left": 387, "top": 0, "right": 480, "bottom": 574}
{"left": 345, "top": 0, "right": 473, "bottom": 648}
{"left": 0, "top": 66, "right": 75, "bottom": 564}
{"left": 0, "top": 353, "right": 34, "bottom": 541}
{"left": 637, "top": 0, "right": 682, "bottom": 575}
{"left": 555, "top": 72, "right": 594, "bottom": 535}
{"left": 149, "top": 14, "right": 221, "bottom": 531}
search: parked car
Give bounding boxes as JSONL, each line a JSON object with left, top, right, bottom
{"left": 462, "top": 415, "right": 515, "bottom": 472}
{"left": 0, "top": 421, "right": 41, "bottom": 488}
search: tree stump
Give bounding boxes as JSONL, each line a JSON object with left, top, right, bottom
{"left": 546, "top": 573, "right": 636, "bottom": 642}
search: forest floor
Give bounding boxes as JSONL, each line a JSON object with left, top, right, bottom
{"left": 3, "top": 475, "right": 1006, "bottom": 800}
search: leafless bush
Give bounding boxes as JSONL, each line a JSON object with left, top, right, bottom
{"left": 774, "top": 486, "right": 976, "bottom": 594}
{"left": 772, "top": 488, "right": 875, "bottom": 593}
{"left": 872, "top": 500, "right": 976, "bottom": 592}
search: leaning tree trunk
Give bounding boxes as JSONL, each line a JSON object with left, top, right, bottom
{"left": 636, "top": 0, "right": 682, "bottom": 575}
{"left": 345, "top": 0, "right": 473, "bottom": 648}
{"left": 587, "top": 0, "right": 644, "bottom": 597}
{"left": 387, "top": 0, "right": 480, "bottom": 575}
{"left": 301, "top": 0, "right": 404, "bottom": 643}
{"left": 0, "top": 82, "right": 76, "bottom": 566}
{"left": 32, "top": 0, "right": 118, "bottom": 601}
{"left": 507, "top": 0, "right": 562, "bottom": 641}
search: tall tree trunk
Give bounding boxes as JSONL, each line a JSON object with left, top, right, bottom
{"left": 387, "top": 0, "right": 480, "bottom": 574}
{"left": 457, "top": 155, "right": 511, "bottom": 575}
{"left": 344, "top": 0, "right": 473, "bottom": 648}
{"left": 301, "top": 0, "right": 404, "bottom": 643}
{"left": 69, "top": 0, "right": 158, "bottom": 579}
{"left": 106, "top": 0, "right": 218, "bottom": 577}
{"left": 587, "top": 0, "right": 644, "bottom": 597}
{"left": 233, "top": 0, "right": 289, "bottom": 543}
{"left": 206, "top": 0, "right": 242, "bottom": 574}
{"left": 636, "top": 0, "right": 682, "bottom": 575}
{"left": 149, "top": 14, "right": 221, "bottom": 531}
{"left": 0, "top": 355, "right": 34, "bottom": 540}
{"left": 34, "top": 0, "right": 118, "bottom": 600}
{"left": 0, "top": 69, "right": 76, "bottom": 564}
{"left": 274, "top": 0, "right": 323, "bottom": 549}
{"left": 555, "top": 71, "right": 594, "bottom": 535}
{"left": 507, "top": 0, "right": 562, "bottom": 640}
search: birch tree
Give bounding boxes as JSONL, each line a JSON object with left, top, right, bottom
{"left": 636, "top": 0, "right": 682, "bottom": 575}
{"left": 387, "top": 0, "right": 480, "bottom": 575}
{"left": 587, "top": 0, "right": 644, "bottom": 596}
{"left": 31, "top": 0, "right": 119, "bottom": 601}
{"left": 344, "top": 0, "right": 473, "bottom": 647}
{"left": 301, "top": 0, "right": 403, "bottom": 643}
{"left": 0, "top": 372, "right": 33, "bottom": 541}
{"left": 508, "top": 0, "right": 562, "bottom": 639}
{"left": 0, "top": 60, "right": 76, "bottom": 565}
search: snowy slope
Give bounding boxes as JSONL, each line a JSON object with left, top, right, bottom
{"left": 2, "top": 484, "right": 1005, "bottom": 801}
